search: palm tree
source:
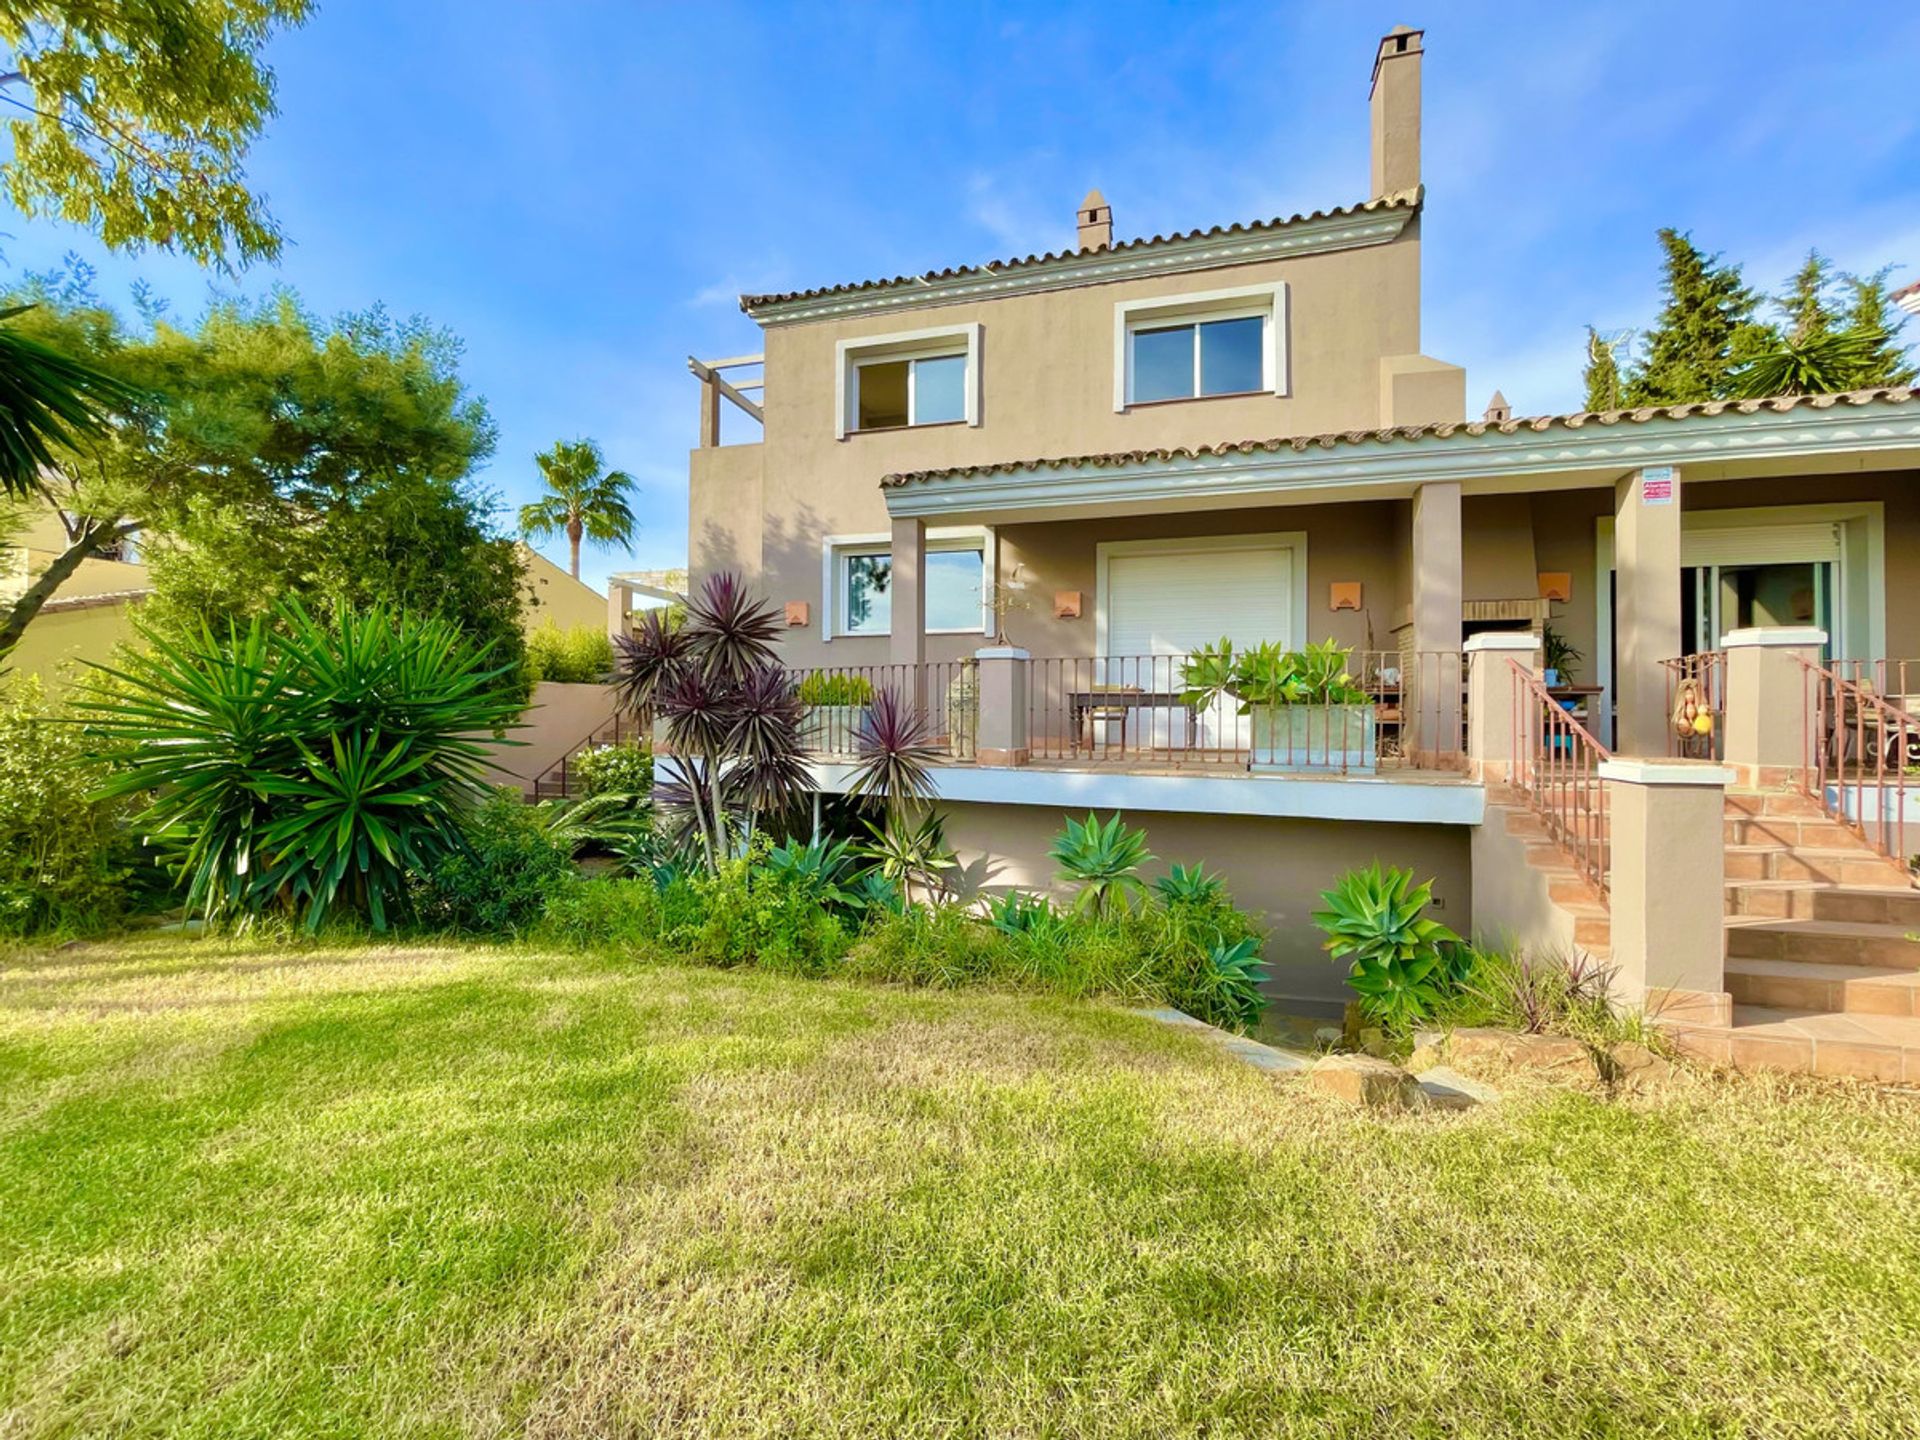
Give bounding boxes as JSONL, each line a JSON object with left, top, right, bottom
{"left": 518, "top": 438, "right": 638, "bottom": 579}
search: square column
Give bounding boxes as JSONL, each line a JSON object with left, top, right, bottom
{"left": 1721, "top": 627, "right": 1827, "bottom": 788}
{"left": 1464, "top": 631, "right": 1541, "bottom": 782}
{"left": 1410, "top": 481, "right": 1463, "bottom": 762}
{"left": 973, "top": 646, "right": 1030, "bottom": 766}
{"left": 606, "top": 579, "right": 634, "bottom": 640}
{"left": 1614, "top": 465, "right": 1683, "bottom": 756}
{"left": 1601, "top": 757, "right": 1732, "bottom": 1025}
{"left": 890, "top": 516, "right": 927, "bottom": 712}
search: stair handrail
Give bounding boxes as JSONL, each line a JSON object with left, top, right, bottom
{"left": 529, "top": 707, "right": 638, "bottom": 800}
{"left": 1510, "top": 658, "right": 1613, "bottom": 893}
{"left": 1797, "top": 657, "right": 1917, "bottom": 875}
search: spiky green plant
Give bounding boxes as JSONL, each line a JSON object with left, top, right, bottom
{"left": 1050, "top": 812, "right": 1155, "bottom": 918}
{"left": 1313, "top": 862, "right": 1463, "bottom": 1032}
{"left": 1154, "top": 861, "right": 1225, "bottom": 908}
{"left": 77, "top": 598, "right": 520, "bottom": 931}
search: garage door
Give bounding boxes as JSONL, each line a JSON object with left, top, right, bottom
{"left": 1105, "top": 543, "right": 1297, "bottom": 656}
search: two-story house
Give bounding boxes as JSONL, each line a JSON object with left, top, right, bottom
{"left": 682, "top": 25, "right": 1920, "bottom": 1036}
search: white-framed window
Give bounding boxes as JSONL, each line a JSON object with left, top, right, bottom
{"left": 823, "top": 528, "right": 994, "bottom": 639}
{"left": 1113, "top": 282, "right": 1289, "bottom": 411}
{"left": 835, "top": 323, "right": 983, "bottom": 439}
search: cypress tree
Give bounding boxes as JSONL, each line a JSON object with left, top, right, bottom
{"left": 1838, "top": 269, "right": 1918, "bottom": 388}
{"left": 1582, "top": 327, "right": 1624, "bottom": 412}
{"left": 1622, "top": 229, "right": 1776, "bottom": 405}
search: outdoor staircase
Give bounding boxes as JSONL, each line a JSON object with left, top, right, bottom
{"left": 529, "top": 714, "right": 640, "bottom": 800}
{"left": 1486, "top": 783, "right": 1920, "bottom": 1083}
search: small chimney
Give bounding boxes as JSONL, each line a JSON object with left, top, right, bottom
{"left": 1483, "top": 390, "right": 1512, "bottom": 423}
{"left": 1076, "top": 188, "right": 1112, "bottom": 252}
{"left": 1369, "top": 25, "right": 1424, "bottom": 198}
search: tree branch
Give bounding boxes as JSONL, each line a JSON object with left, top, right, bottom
{"left": 0, "top": 515, "right": 139, "bottom": 658}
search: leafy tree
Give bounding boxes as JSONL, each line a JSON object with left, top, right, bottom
{"left": 1622, "top": 229, "right": 1776, "bottom": 405}
{"left": 1732, "top": 264, "right": 1916, "bottom": 399}
{"left": 0, "top": 1, "right": 313, "bottom": 269}
{"left": 519, "top": 437, "right": 637, "bottom": 580}
{"left": 1838, "top": 269, "right": 1917, "bottom": 388}
{"left": 0, "top": 288, "right": 521, "bottom": 681}
{"left": 1582, "top": 327, "right": 1623, "bottom": 413}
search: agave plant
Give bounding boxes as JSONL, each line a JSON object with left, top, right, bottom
{"left": 1050, "top": 812, "right": 1155, "bottom": 918}
{"left": 765, "top": 835, "right": 862, "bottom": 914}
{"left": 986, "top": 889, "right": 1061, "bottom": 938}
{"left": 1205, "top": 936, "right": 1270, "bottom": 1030}
{"left": 77, "top": 599, "right": 520, "bottom": 930}
{"left": 1154, "top": 861, "right": 1225, "bottom": 908}
{"left": 1313, "top": 861, "right": 1463, "bottom": 1032}
{"left": 610, "top": 573, "right": 809, "bottom": 871}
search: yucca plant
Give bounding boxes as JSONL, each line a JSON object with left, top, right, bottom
{"left": 1050, "top": 812, "right": 1155, "bottom": 918}
{"left": 857, "top": 809, "right": 957, "bottom": 906}
{"left": 77, "top": 599, "right": 521, "bottom": 931}
{"left": 1313, "top": 861, "right": 1463, "bottom": 1032}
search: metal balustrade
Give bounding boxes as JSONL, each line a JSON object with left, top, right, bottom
{"left": 1510, "top": 659, "right": 1612, "bottom": 892}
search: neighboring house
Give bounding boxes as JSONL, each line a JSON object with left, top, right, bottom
{"left": 518, "top": 543, "right": 611, "bottom": 634}
{"left": 682, "top": 23, "right": 1920, "bottom": 1048}
{"left": 1, "top": 504, "right": 152, "bottom": 691}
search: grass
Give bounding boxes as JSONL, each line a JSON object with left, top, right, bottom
{"left": 3, "top": 938, "right": 1919, "bottom": 1438}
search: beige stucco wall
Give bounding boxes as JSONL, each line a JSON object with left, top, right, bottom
{"left": 940, "top": 799, "right": 1471, "bottom": 1016}
{"left": 517, "top": 545, "right": 607, "bottom": 634}
{"left": 689, "top": 222, "right": 1464, "bottom": 643}
{"left": 5, "top": 600, "right": 144, "bottom": 693}
{"left": 483, "top": 680, "right": 620, "bottom": 794}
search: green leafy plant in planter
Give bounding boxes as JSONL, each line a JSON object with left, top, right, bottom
{"left": 1051, "top": 811, "right": 1155, "bottom": 918}
{"left": 1181, "top": 638, "right": 1375, "bottom": 772}
{"left": 796, "top": 672, "right": 875, "bottom": 707}
{"left": 1542, "top": 623, "right": 1583, "bottom": 686}
{"left": 1313, "top": 861, "right": 1466, "bottom": 1033}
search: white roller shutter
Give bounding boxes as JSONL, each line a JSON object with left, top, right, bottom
{"left": 1682, "top": 522, "right": 1839, "bottom": 568}
{"left": 1105, "top": 545, "right": 1296, "bottom": 656}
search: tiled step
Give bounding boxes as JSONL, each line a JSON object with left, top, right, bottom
{"left": 1725, "top": 956, "right": 1920, "bottom": 1013}
{"left": 1666, "top": 1005, "right": 1920, "bottom": 1082}
{"left": 1725, "top": 789, "right": 1827, "bottom": 819}
{"left": 1722, "top": 816, "right": 1875, "bottom": 850}
{"left": 1726, "top": 917, "right": 1920, "bottom": 971}
{"left": 1723, "top": 845, "right": 1908, "bottom": 886}
{"left": 1723, "top": 879, "right": 1920, "bottom": 924}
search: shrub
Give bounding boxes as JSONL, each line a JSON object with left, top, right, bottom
{"left": 569, "top": 741, "right": 653, "bottom": 799}
{"left": 841, "top": 904, "right": 1016, "bottom": 988}
{"left": 1314, "top": 862, "right": 1463, "bottom": 1032}
{"left": 796, "top": 672, "right": 874, "bottom": 707}
{"left": 0, "top": 676, "right": 132, "bottom": 936}
{"left": 414, "top": 789, "right": 577, "bottom": 934}
{"left": 538, "top": 875, "right": 663, "bottom": 952}
{"left": 526, "top": 623, "right": 613, "bottom": 685}
{"left": 1051, "top": 812, "right": 1154, "bottom": 917}
{"left": 680, "top": 844, "right": 852, "bottom": 975}
{"left": 79, "top": 599, "right": 521, "bottom": 931}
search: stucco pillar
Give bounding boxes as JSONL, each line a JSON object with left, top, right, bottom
{"left": 1411, "top": 481, "right": 1463, "bottom": 763}
{"left": 1721, "top": 627, "right": 1826, "bottom": 789}
{"left": 1600, "top": 757, "right": 1732, "bottom": 1026}
{"left": 1614, "top": 465, "right": 1683, "bottom": 757}
{"left": 890, "top": 516, "right": 927, "bottom": 711}
{"left": 1464, "top": 631, "right": 1541, "bottom": 783}
{"left": 974, "top": 646, "right": 1030, "bottom": 766}
{"left": 606, "top": 579, "right": 634, "bottom": 640}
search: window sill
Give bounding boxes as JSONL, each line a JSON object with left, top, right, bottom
{"left": 831, "top": 630, "right": 989, "bottom": 641}
{"left": 1122, "top": 389, "right": 1274, "bottom": 411}
{"left": 844, "top": 420, "right": 969, "bottom": 439}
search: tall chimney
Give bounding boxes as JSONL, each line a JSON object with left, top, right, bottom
{"left": 1369, "top": 25, "right": 1424, "bottom": 198}
{"left": 1076, "top": 189, "right": 1112, "bottom": 252}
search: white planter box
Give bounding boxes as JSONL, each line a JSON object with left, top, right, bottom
{"left": 1248, "top": 703, "right": 1377, "bottom": 774}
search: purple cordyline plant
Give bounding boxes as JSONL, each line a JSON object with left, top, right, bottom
{"left": 611, "top": 572, "right": 805, "bottom": 869}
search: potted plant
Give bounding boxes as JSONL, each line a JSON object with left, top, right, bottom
{"left": 1181, "top": 637, "right": 1376, "bottom": 773}
{"left": 1542, "top": 622, "right": 1582, "bottom": 688}
{"left": 796, "top": 671, "right": 875, "bottom": 752}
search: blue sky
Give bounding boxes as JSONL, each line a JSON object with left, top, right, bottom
{"left": 6, "top": 1, "right": 1918, "bottom": 593}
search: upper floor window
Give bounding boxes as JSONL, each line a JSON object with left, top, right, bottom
{"left": 836, "top": 323, "right": 982, "bottom": 439}
{"left": 1113, "top": 282, "right": 1289, "bottom": 411}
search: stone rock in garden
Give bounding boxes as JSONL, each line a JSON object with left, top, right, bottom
{"left": 1358, "top": 1026, "right": 1393, "bottom": 1059}
{"left": 1308, "top": 1054, "right": 1421, "bottom": 1110}
{"left": 1406, "top": 1042, "right": 1444, "bottom": 1074}
{"left": 1313, "top": 1026, "right": 1343, "bottom": 1049}
{"left": 1448, "top": 1027, "right": 1592, "bottom": 1074}
{"left": 1608, "top": 1041, "right": 1679, "bottom": 1092}
{"left": 1415, "top": 1065, "right": 1500, "bottom": 1110}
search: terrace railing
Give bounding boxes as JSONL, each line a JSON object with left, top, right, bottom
{"left": 1510, "top": 659, "right": 1612, "bottom": 893}
{"left": 788, "top": 660, "right": 978, "bottom": 760}
{"left": 1799, "top": 658, "right": 1918, "bottom": 873}
{"left": 1662, "top": 651, "right": 1726, "bottom": 761}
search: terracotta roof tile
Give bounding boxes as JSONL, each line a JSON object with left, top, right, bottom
{"left": 1892, "top": 278, "right": 1919, "bottom": 301}
{"left": 877, "top": 387, "right": 1920, "bottom": 489}
{"left": 740, "top": 191, "right": 1421, "bottom": 313}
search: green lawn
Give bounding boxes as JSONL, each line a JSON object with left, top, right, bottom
{"left": 3, "top": 938, "right": 1919, "bottom": 1438}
